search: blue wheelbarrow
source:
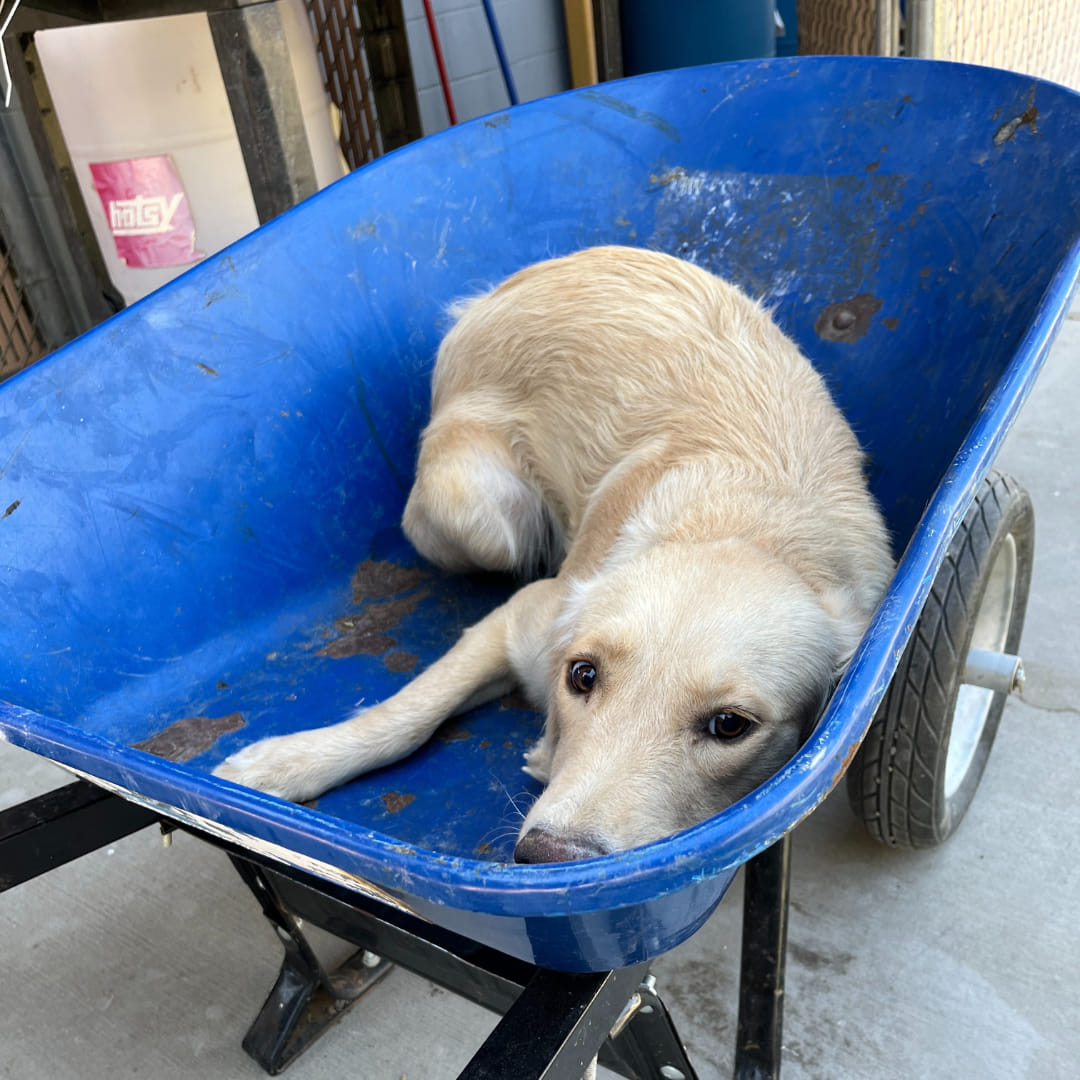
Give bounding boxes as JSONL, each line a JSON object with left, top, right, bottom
{"left": 1, "top": 57, "right": 1078, "bottom": 1079}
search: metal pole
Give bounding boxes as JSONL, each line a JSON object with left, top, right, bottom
{"left": 733, "top": 834, "right": 792, "bottom": 1080}
{"left": 906, "top": 0, "right": 938, "bottom": 58}
{"left": 875, "top": 0, "right": 901, "bottom": 57}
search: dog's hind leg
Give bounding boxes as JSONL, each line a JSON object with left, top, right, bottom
{"left": 214, "top": 578, "right": 561, "bottom": 802}
{"left": 402, "top": 419, "right": 561, "bottom": 577}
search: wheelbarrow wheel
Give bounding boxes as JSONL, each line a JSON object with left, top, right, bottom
{"left": 846, "top": 471, "right": 1034, "bottom": 848}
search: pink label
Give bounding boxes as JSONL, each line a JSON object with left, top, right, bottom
{"left": 90, "top": 156, "right": 205, "bottom": 269}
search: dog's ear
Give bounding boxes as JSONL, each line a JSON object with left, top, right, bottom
{"left": 795, "top": 584, "right": 874, "bottom": 741}
{"left": 816, "top": 583, "right": 873, "bottom": 679}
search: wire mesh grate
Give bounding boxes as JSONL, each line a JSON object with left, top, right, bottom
{"left": 305, "top": 0, "right": 383, "bottom": 171}
{"left": 0, "top": 235, "right": 46, "bottom": 380}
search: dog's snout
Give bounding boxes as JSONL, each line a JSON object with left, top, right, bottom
{"left": 513, "top": 827, "right": 609, "bottom": 864}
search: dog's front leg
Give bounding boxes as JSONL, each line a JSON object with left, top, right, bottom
{"left": 214, "top": 578, "right": 561, "bottom": 802}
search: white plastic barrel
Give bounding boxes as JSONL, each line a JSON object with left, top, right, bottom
{"left": 36, "top": 0, "right": 345, "bottom": 305}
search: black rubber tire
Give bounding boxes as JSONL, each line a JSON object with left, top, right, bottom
{"left": 846, "top": 471, "right": 1034, "bottom": 848}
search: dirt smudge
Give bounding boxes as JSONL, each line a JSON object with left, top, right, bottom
{"left": 815, "top": 294, "right": 883, "bottom": 343}
{"left": 438, "top": 723, "right": 471, "bottom": 744}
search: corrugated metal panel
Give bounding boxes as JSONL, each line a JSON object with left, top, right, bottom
{"left": 797, "top": 0, "right": 877, "bottom": 56}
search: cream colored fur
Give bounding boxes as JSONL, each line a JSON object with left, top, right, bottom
{"left": 216, "top": 246, "right": 894, "bottom": 858}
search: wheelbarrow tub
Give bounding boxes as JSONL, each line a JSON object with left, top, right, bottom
{"left": 1, "top": 57, "right": 1078, "bottom": 971}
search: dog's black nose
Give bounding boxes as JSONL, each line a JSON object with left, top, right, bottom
{"left": 513, "top": 827, "right": 609, "bottom": 864}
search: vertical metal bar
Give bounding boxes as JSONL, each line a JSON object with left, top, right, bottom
{"left": 906, "top": 0, "right": 938, "bottom": 58}
{"left": 733, "top": 835, "right": 792, "bottom": 1080}
{"left": 875, "top": 0, "right": 900, "bottom": 57}
{"left": 208, "top": 2, "right": 319, "bottom": 224}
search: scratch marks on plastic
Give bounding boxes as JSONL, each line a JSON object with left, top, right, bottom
{"left": 648, "top": 168, "right": 906, "bottom": 306}
{"left": 578, "top": 89, "right": 681, "bottom": 142}
{"left": 994, "top": 87, "right": 1040, "bottom": 147}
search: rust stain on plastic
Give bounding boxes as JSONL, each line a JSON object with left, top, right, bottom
{"left": 832, "top": 738, "right": 863, "bottom": 787}
{"left": 381, "top": 791, "right": 416, "bottom": 813}
{"left": 384, "top": 651, "right": 419, "bottom": 673}
{"left": 317, "top": 561, "right": 429, "bottom": 660}
{"left": 317, "top": 593, "right": 428, "bottom": 659}
{"left": 648, "top": 167, "right": 687, "bottom": 189}
{"left": 351, "top": 560, "right": 427, "bottom": 603}
{"left": 994, "top": 88, "right": 1039, "bottom": 146}
{"left": 133, "top": 712, "right": 245, "bottom": 762}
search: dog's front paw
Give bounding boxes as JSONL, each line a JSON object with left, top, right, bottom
{"left": 214, "top": 730, "right": 343, "bottom": 802}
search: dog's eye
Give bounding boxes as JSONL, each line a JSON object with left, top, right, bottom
{"left": 707, "top": 711, "right": 752, "bottom": 739}
{"left": 567, "top": 660, "right": 597, "bottom": 694}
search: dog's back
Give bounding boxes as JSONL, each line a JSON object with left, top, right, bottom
{"left": 405, "top": 246, "right": 889, "bottom": 605}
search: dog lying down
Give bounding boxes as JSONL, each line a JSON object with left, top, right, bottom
{"left": 216, "top": 246, "right": 894, "bottom": 862}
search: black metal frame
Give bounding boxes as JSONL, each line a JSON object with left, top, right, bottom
{"left": 0, "top": 779, "right": 157, "bottom": 891}
{"left": 0, "top": 779, "right": 792, "bottom": 1079}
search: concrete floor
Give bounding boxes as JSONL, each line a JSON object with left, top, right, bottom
{"left": 2, "top": 297, "right": 1077, "bottom": 1080}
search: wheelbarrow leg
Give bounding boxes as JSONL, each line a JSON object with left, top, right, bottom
{"left": 733, "top": 834, "right": 792, "bottom": 1080}
{"left": 457, "top": 963, "right": 650, "bottom": 1080}
{"left": 228, "top": 856, "right": 393, "bottom": 1075}
{"left": 226, "top": 848, "right": 701, "bottom": 1079}
{"left": 604, "top": 972, "right": 702, "bottom": 1080}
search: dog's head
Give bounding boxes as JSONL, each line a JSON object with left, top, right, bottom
{"left": 513, "top": 539, "right": 867, "bottom": 863}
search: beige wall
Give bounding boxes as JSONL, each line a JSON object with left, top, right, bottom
{"left": 931, "top": 0, "right": 1080, "bottom": 89}
{"left": 797, "top": 0, "right": 1080, "bottom": 90}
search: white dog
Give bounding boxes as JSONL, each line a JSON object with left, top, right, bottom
{"left": 216, "top": 246, "right": 893, "bottom": 861}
